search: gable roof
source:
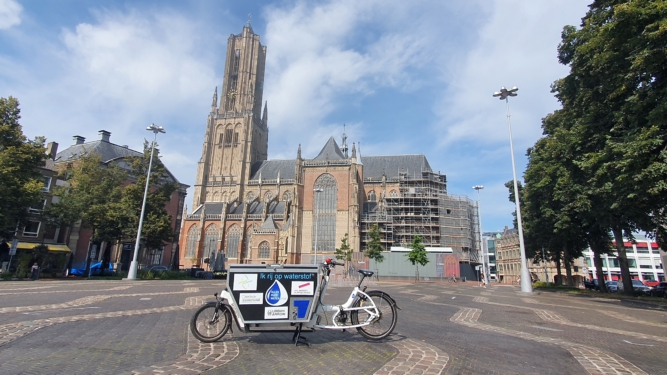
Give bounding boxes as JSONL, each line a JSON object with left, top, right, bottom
{"left": 250, "top": 159, "right": 296, "bottom": 180}
{"left": 313, "top": 136, "right": 346, "bottom": 161}
{"left": 360, "top": 154, "right": 432, "bottom": 179}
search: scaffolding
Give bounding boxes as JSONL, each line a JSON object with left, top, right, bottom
{"left": 360, "top": 170, "right": 479, "bottom": 263}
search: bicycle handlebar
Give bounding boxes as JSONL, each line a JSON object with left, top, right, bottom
{"left": 324, "top": 258, "right": 344, "bottom": 267}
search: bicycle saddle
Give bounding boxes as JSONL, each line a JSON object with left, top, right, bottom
{"left": 358, "top": 269, "right": 374, "bottom": 277}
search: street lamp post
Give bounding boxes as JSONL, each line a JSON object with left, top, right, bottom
{"left": 493, "top": 86, "right": 532, "bottom": 293}
{"left": 126, "top": 124, "right": 165, "bottom": 280}
{"left": 313, "top": 188, "right": 323, "bottom": 265}
{"left": 473, "top": 185, "right": 487, "bottom": 286}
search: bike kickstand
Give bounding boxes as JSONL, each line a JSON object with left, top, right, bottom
{"left": 292, "top": 323, "right": 310, "bottom": 347}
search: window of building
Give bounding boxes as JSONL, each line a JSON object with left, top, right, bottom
{"left": 389, "top": 190, "right": 398, "bottom": 198}
{"left": 226, "top": 225, "right": 241, "bottom": 258}
{"left": 218, "top": 133, "right": 223, "bottom": 145}
{"left": 186, "top": 225, "right": 200, "bottom": 258}
{"left": 636, "top": 247, "right": 650, "bottom": 254}
{"left": 204, "top": 225, "right": 219, "bottom": 258}
{"left": 225, "top": 129, "right": 233, "bottom": 146}
{"left": 42, "top": 177, "right": 52, "bottom": 192}
{"left": 313, "top": 174, "right": 337, "bottom": 253}
{"left": 246, "top": 192, "right": 255, "bottom": 202}
{"left": 259, "top": 241, "right": 270, "bottom": 259}
{"left": 265, "top": 191, "right": 273, "bottom": 202}
{"left": 368, "top": 191, "right": 376, "bottom": 202}
{"left": 29, "top": 199, "right": 47, "bottom": 213}
{"left": 23, "top": 221, "right": 41, "bottom": 237}
{"left": 233, "top": 132, "right": 239, "bottom": 146}
{"left": 283, "top": 191, "right": 292, "bottom": 202}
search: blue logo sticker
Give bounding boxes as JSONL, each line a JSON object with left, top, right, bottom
{"left": 265, "top": 280, "right": 288, "bottom": 306}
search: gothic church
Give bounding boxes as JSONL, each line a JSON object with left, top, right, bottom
{"left": 178, "top": 24, "right": 479, "bottom": 270}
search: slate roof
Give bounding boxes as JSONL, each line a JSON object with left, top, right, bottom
{"left": 250, "top": 160, "right": 296, "bottom": 180}
{"left": 313, "top": 136, "right": 346, "bottom": 160}
{"left": 56, "top": 141, "right": 142, "bottom": 164}
{"left": 360, "top": 155, "right": 432, "bottom": 179}
{"left": 192, "top": 201, "right": 286, "bottom": 216}
{"left": 55, "top": 137, "right": 185, "bottom": 186}
{"left": 260, "top": 215, "right": 279, "bottom": 229}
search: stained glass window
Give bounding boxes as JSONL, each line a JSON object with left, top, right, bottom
{"left": 186, "top": 225, "right": 200, "bottom": 258}
{"left": 259, "top": 241, "right": 270, "bottom": 258}
{"left": 204, "top": 225, "right": 219, "bottom": 258}
{"left": 226, "top": 225, "right": 241, "bottom": 258}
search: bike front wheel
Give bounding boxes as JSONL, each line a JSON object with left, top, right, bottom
{"left": 189, "top": 303, "right": 232, "bottom": 342}
{"left": 351, "top": 291, "right": 397, "bottom": 340}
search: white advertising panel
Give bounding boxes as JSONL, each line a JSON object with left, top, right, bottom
{"left": 233, "top": 274, "right": 258, "bottom": 291}
{"left": 239, "top": 293, "right": 263, "bottom": 305}
{"left": 291, "top": 281, "right": 314, "bottom": 296}
{"left": 264, "top": 306, "right": 288, "bottom": 319}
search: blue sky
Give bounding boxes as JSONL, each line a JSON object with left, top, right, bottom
{"left": 0, "top": 0, "right": 591, "bottom": 232}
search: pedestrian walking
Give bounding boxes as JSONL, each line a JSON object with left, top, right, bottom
{"left": 30, "top": 262, "right": 39, "bottom": 280}
{"left": 481, "top": 272, "right": 487, "bottom": 288}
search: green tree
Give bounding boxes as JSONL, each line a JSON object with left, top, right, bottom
{"left": 46, "top": 153, "right": 126, "bottom": 275}
{"left": 365, "top": 224, "right": 385, "bottom": 276}
{"left": 0, "top": 97, "right": 48, "bottom": 238}
{"left": 334, "top": 233, "right": 353, "bottom": 278}
{"left": 406, "top": 235, "right": 429, "bottom": 282}
{"left": 551, "top": 0, "right": 667, "bottom": 295}
{"left": 119, "top": 140, "right": 176, "bottom": 259}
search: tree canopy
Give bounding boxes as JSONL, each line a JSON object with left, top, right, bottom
{"left": 0, "top": 97, "right": 48, "bottom": 238}
{"left": 520, "top": 0, "right": 667, "bottom": 294}
{"left": 406, "top": 235, "right": 429, "bottom": 282}
{"left": 365, "top": 224, "right": 385, "bottom": 269}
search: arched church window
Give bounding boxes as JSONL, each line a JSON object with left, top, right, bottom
{"left": 204, "top": 224, "right": 219, "bottom": 259}
{"left": 265, "top": 191, "right": 273, "bottom": 202}
{"left": 259, "top": 241, "right": 270, "bottom": 259}
{"left": 368, "top": 191, "right": 376, "bottom": 202}
{"left": 389, "top": 190, "right": 398, "bottom": 198}
{"left": 313, "top": 174, "right": 337, "bottom": 254}
{"left": 246, "top": 192, "right": 255, "bottom": 202}
{"left": 226, "top": 225, "right": 241, "bottom": 258}
{"left": 186, "top": 225, "right": 200, "bottom": 258}
{"left": 283, "top": 191, "right": 292, "bottom": 202}
{"left": 224, "top": 128, "right": 233, "bottom": 146}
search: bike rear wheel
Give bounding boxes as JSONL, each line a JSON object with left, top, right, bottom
{"left": 351, "top": 291, "right": 397, "bottom": 340}
{"left": 190, "top": 304, "right": 231, "bottom": 342}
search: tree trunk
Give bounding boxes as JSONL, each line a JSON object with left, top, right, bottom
{"left": 612, "top": 224, "right": 634, "bottom": 296}
{"left": 589, "top": 241, "right": 608, "bottom": 293}
{"left": 555, "top": 252, "right": 562, "bottom": 285}
{"left": 563, "top": 245, "right": 574, "bottom": 287}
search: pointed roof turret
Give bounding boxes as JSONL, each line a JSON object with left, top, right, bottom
{"left": 211, "top": 87, "right": 218, "bottom": 111}
{"left": 313, "top": 136, "right": 346, "bottom": 161}
{"left": 351, "top": 143, "right": 356, "bottom": 158}
{"left": 341, "top": 124, "right": 348, "bottom": 158}
{"left": 262, "top": 101, "right": 268, "bottom": 126}
{"left": 297, "top": 144, "right": 302, "bottom": 160}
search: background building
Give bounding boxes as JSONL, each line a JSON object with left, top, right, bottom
{"left": 55, "top": 131, "right": 189, "bottom": 271}
{"left": 178, "top": 24, "right": 481, "bottom": 276}
{"left": 584, "top": 235, "right": 664, "bottom": 283}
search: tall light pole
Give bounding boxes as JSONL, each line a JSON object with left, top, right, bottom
{"left": 493, "top": 86, "right": 532, "bottom": 293}
{"left": 126, "top": 124, "right": 165, "bottom": 280}
{"left": 313, "top": 188, "right": 323, "bottom": 265}
{"left": 473, "top": 185, "right": 487, "bottom": 285}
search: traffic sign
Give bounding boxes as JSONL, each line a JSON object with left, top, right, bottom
{"left": 9, "top": 239, "right": 18, "bottom": 256}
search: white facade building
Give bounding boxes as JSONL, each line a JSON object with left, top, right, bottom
{"left": 583, "top": 235, "right": 664, "bottom": 282}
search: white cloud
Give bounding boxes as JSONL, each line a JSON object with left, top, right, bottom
{"left": 0, "top": 0, "right": 21, "bottom": 30}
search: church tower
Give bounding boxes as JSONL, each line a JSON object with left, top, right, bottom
{"left": 193, "top": 23, "right": 268, "bottom": 206}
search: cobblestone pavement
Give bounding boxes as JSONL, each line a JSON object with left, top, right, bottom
{"left": 0, "top": 280, "right": 665, "bottom": 374}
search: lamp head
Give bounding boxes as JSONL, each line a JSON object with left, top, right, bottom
{"left": 473, "top": 185, "right": 484, "bottom": 191}
{"left": 146, "top": 123, "right": 166, "bottom": 134}
{"left": 493, "top": 86, "right": 518, "bottom": 100}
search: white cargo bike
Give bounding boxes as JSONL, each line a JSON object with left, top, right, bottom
{"left": 189, "top": 259, "right": 399, "bottom": 346}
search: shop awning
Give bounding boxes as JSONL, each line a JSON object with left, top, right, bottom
{"left": 16, "top": 242, "right": 71, "bottom": 253}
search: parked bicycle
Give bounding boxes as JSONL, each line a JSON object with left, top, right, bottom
{"left": 190, "top": 259, "right": 399, "bottom": 344}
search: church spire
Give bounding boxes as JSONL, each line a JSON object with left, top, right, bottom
{"left": 297, "top": 144, "right": 302, "bottom": 160}
{"left": 341, "top": 124, "right": 348, "bottom": 158}
{"left": 351, "top": 142, "right": 356, "bottom": 158}
{"left": 211, "top": 86, "right": 218, "bottom": 112}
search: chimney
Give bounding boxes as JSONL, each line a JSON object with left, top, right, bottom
{"left": 46, "top": 142, "right": 58, "bottom": 159}
{"left": 73, "top": 135, "right": 85, "bottom": 145}
{"left": 99, "top": 130, "right": 111, "bottom": 142}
